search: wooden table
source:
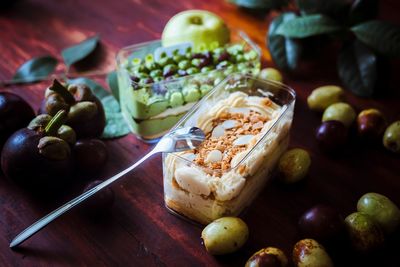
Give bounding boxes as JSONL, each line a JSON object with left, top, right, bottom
{"left": 1, "top": 0, "right": 400, "bottom": 266}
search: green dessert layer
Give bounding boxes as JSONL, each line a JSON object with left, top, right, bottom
{"left": 121, "top": 106, "right": 188, "bottom": 140}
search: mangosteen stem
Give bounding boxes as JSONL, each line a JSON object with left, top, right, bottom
{"left": 45, "top": 110, "right": 67, "bottom": 136}
{"left": 50, "top": 79, "right": 75, "bottom": 105}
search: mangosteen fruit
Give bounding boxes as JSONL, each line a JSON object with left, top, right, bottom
{"left": 0, "top": 92, "right": 35, "bottom": 150}
{"left": 40, "top": 79, "right": 105, "bottom": 138}
{"left": 73, "top": 138, "right": 108, "bottom": 173}
{"left": 1, "top": 110, "right": 75, "bottom": 191}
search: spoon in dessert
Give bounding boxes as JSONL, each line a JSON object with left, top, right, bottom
{"left": 10, "top": 126, "right": 205, "bottom": 248}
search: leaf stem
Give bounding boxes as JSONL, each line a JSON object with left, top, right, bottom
{"left": 45, "top": 110, "right": 67, "bottom": 136}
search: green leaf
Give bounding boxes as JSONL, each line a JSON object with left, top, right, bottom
{"left": 296, "top": 0, "right": 350, "bottom": 16}
{"left": 348, "top": 0, "right": 378, "bottom": 25}
{"left": 101, "top": 95, "right": 130, "bottom": 139}
{"left": 351, "top": 21, "right": 400, "bottom": 57}
{"left": 275, "top": 14, "right": 341, "bottom": 38}
{"left": 101, "top": 112, "right": 130, "bottom": 139}
{"left": 61, "top": 35, "right": 100, "bottom": 67}
{"left": 338, "top": 40, "right": 377, "bottom": 97}
{"left": 101, "top": 95, "right": 121, "bottom": 113}
{"left": 107, "top": 71, "right": 120, "bottom": 102}
{"left": 68, "top": 77, "right": 130, "bottom": 139}
{"left": 12, "top": 56, "right": 58, "bottom": 83}
{"left": 270, "top": 13, "right": 297, "bottom": 35}
{"left": 229, "top": 0, "right": 288, "bottom": 9}
{"left": 267, "top": 13, "right": 302, "bottom": 71}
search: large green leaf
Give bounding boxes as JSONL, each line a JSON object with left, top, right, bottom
{"left": 12, "top": 56, "right": 58, "bottom": 83}
{"left": 101, "top": 95, "right": 130, "bottom": 138}
{"left": 229, "top": 0, "right": 288, "bottom": 9}
{"left": 296, "top": 0, "right": 350, "bottom": 16}
{"left": 351, "top": 21, "right": 400, "bottom": 57}
{"left": 269, "top": 13, "right": 297, "bottom": 36}
{"left": 106, "top": 71, "right": 119, "bottom": 102}
{"left": 275, "top": 14, "right": 341, "bottom": 38}
{"left": 267, "top": 13, "right": 302, "bottom": 71}
{"left": 68, "top": 77, "right": 130, "bottom": 139}
{"left": 338, "top": 40, "right": 377, "bottom": 97}
{"left": 61, "top": 35, "right": 100, "bottom": 67}
{"left": 100, "top": 94, "right": 120, "bottom": 113}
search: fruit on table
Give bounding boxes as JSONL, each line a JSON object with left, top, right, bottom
{"left": 81, "top": 180, "right": 115, "bottom": 216}
{"left": 162, "top": 10, "right": 230, "bottom": 50}
{"left": 307, "top": 85, "right": 344, "bottom": 112}
{"left": 357, "top": 192, "right": 400, "bottom": 234}
{"left": 0, "top": 92, "right": 35, "bottom": 149}
{"left": 245, "top": 247, "right": 288, "bottom": 267}
{"left": 1, "top": 111, "right": 74, "bottom": 190}
{"left": 383, "top": 121, "right": 400, "bottom": 153}
{"left": 201, "top": 217, "right": 249, "bottom": 255}
{"left": 27, "top": 114, "right": 76, "bottom": 145}
{"left": 357, "top": 109, "right": 387, "bottom": 140}
{"left": 259, "top": 68, "right": 283, "bottom": 83}
{"left": 344, "top": 212, "right": 384, "bottom": 252}
{"left": 73, "top": 139, "right": 108, "bottom": 173}
{"left": 40, "top": 79, "right": 105, "bottom": 138}
{"left": 292, "top": 239, "right": 333, "bottom": 267}
{"left": 298, "top": 204, "right": 344, "bottom": 243}
{"left": 57, "top": 125, "right": 76, "bottom": 145}
{"left": 322, "top": 102, "right": 356, "bottom": 127}
{"left": 315, "top": 120, "right": 348, "bottom": 152}
{"left": 278, "top": 148, "right": 311, "bottom": 183}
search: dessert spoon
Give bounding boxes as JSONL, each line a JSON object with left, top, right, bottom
{"left": 10, "top": 126, "right": 205, "bottom": 248}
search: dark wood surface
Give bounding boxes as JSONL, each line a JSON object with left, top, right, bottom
{"left": 1, "top": 0, "right": 400, "bottom": 266}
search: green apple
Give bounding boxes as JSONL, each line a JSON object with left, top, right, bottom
{"left": 162, "top": 10, "right": 230, "bottom": 51}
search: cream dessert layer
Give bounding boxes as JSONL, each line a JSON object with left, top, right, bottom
{"left": 150, "top": 102, "right": 196, "bottom": 119}
{"left": 163, "top": 91, "right": 291, "bottom": 224}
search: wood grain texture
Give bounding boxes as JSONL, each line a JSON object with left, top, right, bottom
{"left": 0, "top": 0, "right": 400, "bottom": 266}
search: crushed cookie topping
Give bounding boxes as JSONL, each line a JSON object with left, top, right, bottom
{"left": 192, "top": 108, "right": 270, "bottom": 172}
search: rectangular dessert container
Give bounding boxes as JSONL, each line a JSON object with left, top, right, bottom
{"left": 116, "top": 31, "right": 260, "bottom": 142}
{"left": 162, "top": 73, "right": 296, "bottom": 224}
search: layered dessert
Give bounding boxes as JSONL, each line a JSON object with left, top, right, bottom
{"left": 163, "top": 89, "right": 293, "bottom": 224}
{"left": 116, "top": 33, "right": 260, "bottom": 142}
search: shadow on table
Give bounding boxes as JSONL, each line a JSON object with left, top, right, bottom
{"left": 12, "top": 246, "right": 77, "bottom": 264}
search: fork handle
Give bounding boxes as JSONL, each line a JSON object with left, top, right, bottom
{"left": 10, "top": 149, "right": 156, "bottom": 248}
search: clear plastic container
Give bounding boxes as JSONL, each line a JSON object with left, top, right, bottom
{"left": 162, "top": 73, "right": 296, "bottom": 224}
{"left": 116, "top": 31, "right": 260, "bottom": 142}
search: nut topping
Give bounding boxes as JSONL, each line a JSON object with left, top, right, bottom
{"left": 193, "top": 108, "right": 269, "bottom": 172}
